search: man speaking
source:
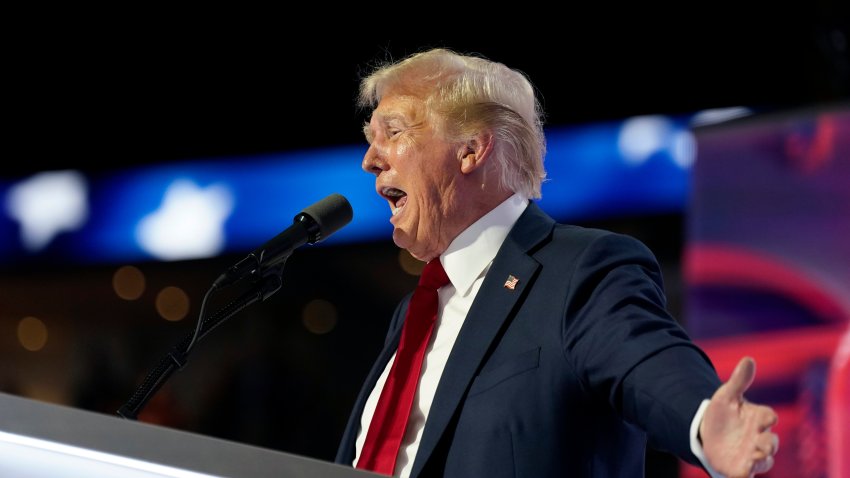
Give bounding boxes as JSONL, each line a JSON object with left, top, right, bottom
{"left": 336, "top": 48, "right": 778, "bottom": 478}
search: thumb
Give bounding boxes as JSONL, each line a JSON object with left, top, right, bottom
{"left": 720, "top": 356, "right": 756, "bottom": 403}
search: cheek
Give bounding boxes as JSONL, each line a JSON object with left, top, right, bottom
{"left": 395, "top": 141, "right": 410, "bottom": 156}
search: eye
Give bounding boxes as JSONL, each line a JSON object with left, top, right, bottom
{"left": 388, "top": 128, "right": 402, "bottom": 138}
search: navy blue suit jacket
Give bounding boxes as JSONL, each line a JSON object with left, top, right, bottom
{"left": 337, "top": 202, "right": 721, "bottom": 477}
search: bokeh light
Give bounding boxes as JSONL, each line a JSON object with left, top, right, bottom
{"left": 112, "top": 265, "right": 146, "bottom": 300}
{"left": 302, "top": 299, "right": 338, "bottom": 334}
{"left": 155, "top": 286, "right": 190, "bottom": 322}
{"left": 17, "top": 316, "right": 48, "bottom": 352}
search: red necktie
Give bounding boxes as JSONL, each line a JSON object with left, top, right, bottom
{"left": 356, "top": 259, "right": 449, "bottom": 475}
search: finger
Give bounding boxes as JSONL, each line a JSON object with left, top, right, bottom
{"left": 752, "top": 453, "right": 774, "bottom": 475}
{"left": 757, "top": 406, "right": 779, "bottom": 431}
{"left": 755, "top": 431, "right": 780, "bottom": 457}
{"left": 721, "top": 356, "right": 756, "bottom": 402}
{"left": 769, "top": 433, "right": 779, "bottom": 456}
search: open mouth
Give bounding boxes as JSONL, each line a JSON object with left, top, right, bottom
{"left": 382, "top": 187, "right": 407, "bottom": 215}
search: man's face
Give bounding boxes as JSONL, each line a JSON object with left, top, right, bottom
{"left": 361, "top": 93, "right": 464, "bottom": 262}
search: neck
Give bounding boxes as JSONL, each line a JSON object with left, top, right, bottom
{"left": 413, "top": 189, "right": 514, "bottom": 263}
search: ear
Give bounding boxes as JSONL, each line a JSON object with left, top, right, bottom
{"left": 459, "top": 131, "right": 495, "bottom": 175}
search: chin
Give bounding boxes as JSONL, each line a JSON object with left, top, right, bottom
{"left": 391, "top": 234, "right": 423, "bottom": 262}
{"left": 392, "top": 228, "right": 412, "bottom": 251}
{"left": 392, "top": 224, "right": 440, "bottom": 262}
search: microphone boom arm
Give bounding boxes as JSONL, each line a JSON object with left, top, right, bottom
{"left": 117, "top": 193, "right": 352, "bottom": 420}
{"left": 117, "top": 267, "right": 283, "bottom": 420}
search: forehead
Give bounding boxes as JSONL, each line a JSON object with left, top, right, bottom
{"left": 369, "top": 94, "right": 426, "bottom": 124}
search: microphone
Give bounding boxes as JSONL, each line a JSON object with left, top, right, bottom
{"left": 213, "top": 193, "right": 353, "bottom": 289}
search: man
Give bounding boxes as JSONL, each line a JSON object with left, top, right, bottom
{"left": 336, "top": 48, "right": 778, "bottom": 478}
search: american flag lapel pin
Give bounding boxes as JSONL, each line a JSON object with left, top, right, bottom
{"left": 504, "top": 274, "right": 519, "bottom": 290}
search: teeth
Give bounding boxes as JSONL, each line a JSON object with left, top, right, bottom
{"left": 381, "top": 186, "right": 407, "bottom": 217}
{"left": 382, "top": 187, "right": 406, "bottom": 198}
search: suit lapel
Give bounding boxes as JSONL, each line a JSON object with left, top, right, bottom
{"left": 410, "top": 203, "right": 554, "bottom": 477}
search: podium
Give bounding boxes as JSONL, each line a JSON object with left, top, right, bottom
{"left": 0, "top": 392, "right": 380, "bottom": 477}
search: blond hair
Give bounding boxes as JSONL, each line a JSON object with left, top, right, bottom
{"left": 359, "top": 48, "right": 547, "bottom": 199}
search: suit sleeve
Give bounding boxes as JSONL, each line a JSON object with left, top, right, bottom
{"left": 561, "top": 232, "right": 721, "bottom": 465}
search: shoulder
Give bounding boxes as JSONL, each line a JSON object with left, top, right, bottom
{"left": 512, "top": 203, "right": 661, "bottom": 272}
{"left": 548, "top": 223, "right": 656, "bottom": 262}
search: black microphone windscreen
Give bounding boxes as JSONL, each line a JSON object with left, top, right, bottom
{"left": 300, "top": 193, "right": 353, "bottom": 243}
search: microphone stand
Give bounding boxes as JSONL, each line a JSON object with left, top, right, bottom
{"left": 117, "top": 266, "right": 284, "bottom": 420}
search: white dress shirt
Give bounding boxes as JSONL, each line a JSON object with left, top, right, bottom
{"left": 354, "top": 194, "right": 717, "bottom": 477}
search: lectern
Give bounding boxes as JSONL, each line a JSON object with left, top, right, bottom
{"left": 0, "top": 392, "right": 379, "bottom": 477}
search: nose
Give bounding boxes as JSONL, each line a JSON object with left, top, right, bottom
{"left": 362, "top": 144, "right": 388, "bottom": 176}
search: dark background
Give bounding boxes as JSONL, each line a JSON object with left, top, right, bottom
{"left": 2, "top": 10, "right": 848, "bottom": 477}
{"left": 7, "top": 14, "right": 849, "bottom": 177}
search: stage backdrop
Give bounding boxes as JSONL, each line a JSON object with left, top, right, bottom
{"left": 682, "top": 102, "right": 850, "bottom": 478}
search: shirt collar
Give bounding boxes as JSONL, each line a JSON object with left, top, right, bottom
{"left": 440, "top": 194, "right": 529, "bottom": 296}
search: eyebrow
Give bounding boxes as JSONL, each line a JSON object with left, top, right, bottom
{"left": 362, "top": 112, "right": 408, "bottom": 144}
{"left": 362, "top": 122, "right": 373, "bottom": 144}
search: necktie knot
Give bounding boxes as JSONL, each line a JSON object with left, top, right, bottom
{"left": 419, "top": 259, "right": 449, "bottom": 291}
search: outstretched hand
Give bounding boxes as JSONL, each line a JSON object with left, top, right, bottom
{"left": 700, "top": 357, "right": 779, "bottom": 478}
